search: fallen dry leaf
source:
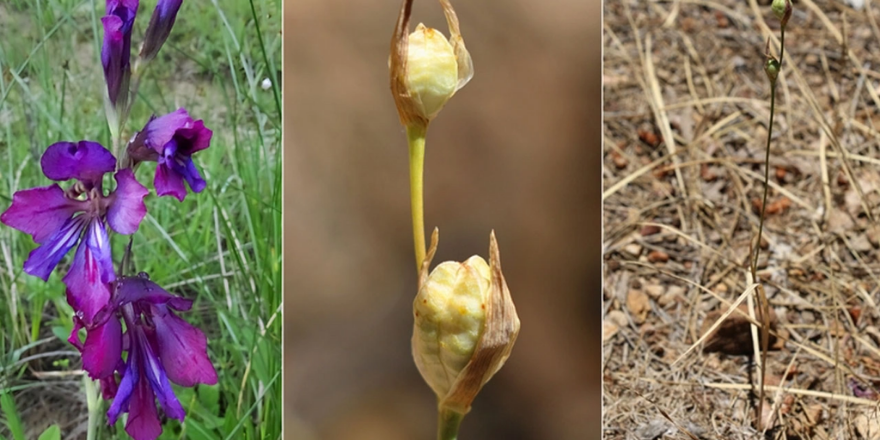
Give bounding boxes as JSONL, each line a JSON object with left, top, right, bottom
{"left": 645, "top": 284, "right": 665, "bottom": 298}
{"left": 610, "top": 150, "right": 628, "bottom": 169}
{"left": 638, "top": 129, "right": 660, "bottom": 147}
{"left": 751, "top": 196, "right": 792, "bottom": 216}
{"left": 867, "top": 224, "right": 880, "bottom": 248}
{"left": 658, "top": 285, "right": 684, "bottom": 307}
{"left": 623, "top": 243, "right": 642, "bottom": 257}
{"left": 775, "top": 166, "right": 786, "bottom": 181}
{"left": 639, "top": 224, "right": 661, "bottom": 236}
{"left": 647, "top": 250, "right": 669, "bottom": 263}
{"left": 626, "top": 289, "right": 650, "bottom": 324}
{"left": 603, "top": 319, "right": 619, "bottom": 342}
{"left": 826, "top": 209, "right": 854, "bottom": 234}
{"left": 855, "top": 411, "right": 880, "bottom": 438}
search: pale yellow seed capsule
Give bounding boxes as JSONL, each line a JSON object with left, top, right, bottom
{"left": 413, "top": 255, "right": 490, "bottom": 398}
{"left": 406, "top": 24, "right": 460, "bottom": 122}
{"left": 390, "top": 0, "right": 473, "bottom": 127}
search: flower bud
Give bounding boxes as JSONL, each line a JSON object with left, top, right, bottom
{"left": 765, "top": 58, "right": 780, "bottom": 83}
{"left": 139, "top": 0, "right": 183, "bottom": 64}
{"left": 390, "top": 0, "right": 474, "bottom": 128}
{"left": 412, "top": 229, "right": 520, "bottom": 415}
{"left": 101, "top": 0, "right": 138, "bottom": 127}
{"left": 772, "top": 0, "right": 792, "bottom": 28}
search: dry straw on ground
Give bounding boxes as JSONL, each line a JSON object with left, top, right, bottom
{"left": 604, "top": 0, "right": 880, "bottom": 438}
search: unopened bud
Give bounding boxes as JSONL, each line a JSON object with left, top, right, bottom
{"left": 765, "top": 58, "right": 780, "bottom": 83}
{"left": 139, "top": 0, "right": 183, "bottom": 64}
{"left": 390, "top": 0, "right": 474, "bottom": 128}
{"left": 412, "top": 229, "right": 520, "bottom": 415}
{"left": 772, "top": 0, "right": 792, "bottom": 28}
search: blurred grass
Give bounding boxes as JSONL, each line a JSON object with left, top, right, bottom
{"left": 0, "top": 0, "right": 281, "bottom": 438}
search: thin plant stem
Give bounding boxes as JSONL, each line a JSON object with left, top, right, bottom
{"left": 752, "top": 82, "right": 776, "bottom": 276}
{"left": 438, "top": 407, "right": 464, "bottom": 440}
{"left": 407, "top": 124, "right": 428, "bottom": 272}
{"left": 752, "top": 28, "right": 785, "bottom": 275}
{"left": 752, "top": 25, "right": 785, "bottom": 433}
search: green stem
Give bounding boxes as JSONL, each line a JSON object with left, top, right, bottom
{"left": 752, "top": 82, "right": 776, "bottom": 276}
{"left": 84, "top": 375, "right": 100, "bottom": 440}
{"left": 407, "top": 124, "right": 428, "bottom": 272}
{"left": 438, "top": 407, "right": 464, "bottom": 440}
{"left": 752, "top": 26, "right": 784, "bottom": 278}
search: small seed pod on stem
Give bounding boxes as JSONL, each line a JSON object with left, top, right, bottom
{"left": 771, "top": 0, "right": 792, "bottom": 29}
{"left": 764, "top": 57, "right": 780, "bottom": 84}
{"left": 412, "top": 229, "right": 520, "bottom": 438}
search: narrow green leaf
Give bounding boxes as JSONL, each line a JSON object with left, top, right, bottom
{"left": 0, "top": 392, "right": 25, "bottom": 440}
{"left": 37, "top": 425, "right": 61, "bottom": 440}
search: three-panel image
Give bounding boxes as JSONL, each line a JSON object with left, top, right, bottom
{"left": 10, "top": 0, "right": 873, "bottom": 438}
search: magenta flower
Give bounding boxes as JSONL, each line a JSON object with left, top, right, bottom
{"left": 129, "top": 108, "right": 212, "bottom": 201}
{"left": 0, "top": 141, "right": 148, "bottom": 323}
{"left": 102, "top": 0, "right": 139, "bottom": 109}
{"left": 71, "top": 274, "right": 216, "bottom": 440}
{"left": 140, "top": 0, "right": 183, "bottom": 63}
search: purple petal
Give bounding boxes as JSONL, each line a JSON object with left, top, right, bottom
{"left": 136, "top": 326, "right": 185, "bottom": 420}
{"left": 63, "top": 227, "right": 112, "bottom": 323}
{"left": 67, "top": 317, "right": 85, "bottom": 350}
{"left": 41, "top": 141, "right": 116, "bottom": 187}
{"left": 107, "top": 169, "right": 149, "bottom": 235}
{"left": 100, "top": 375, "right": 119, "bottom": 400}
{"left": 116, "top": 276, "right": 193, "bottom": 311}
{"left": 125, "top": 376, "right": 162, "bottom": 440}
{"left": 166, "top": 149, "right": 206, "bottom": 194}
{"left": 107, "top": 339, "right": 138, "bottom": 425}
{"left": 0, "top": 184, "right": 83, "bottom": 243}
{"left": 82, "top": 317, "right": 123, "bottom": 379}
{"left": 84, "top": 219, "right": 115, "bottom": 284}
{"left": 848, "top": 378, "right": 879, "bottom": 399}
{"left": 140, "top": 0, "right": 183, "bottom": 63}
{"left": 107, "top": 0, "right": 139, "bottom": 27}
{"left": 172, "top": 119, "right": 212, "bottom": 155}
{"left": 151, "top": 305, "right": 217, "bottom": 387}
{"left": 154, "top": 162, "right": 187, "bottom": 201}
{"left": 141, "top": 108, "right": 192, "bottom": 154}
{"left": 23, "top": 216, "right": 86, "bottom": 281}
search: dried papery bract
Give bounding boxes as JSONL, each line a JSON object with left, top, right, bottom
{"left": 412, "top": 229, "right": 520, "bottom": 416}
{"left": 390, "top": 0, "right": 473, "bottom": 129}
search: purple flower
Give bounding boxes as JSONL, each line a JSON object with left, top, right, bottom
{"left": 0, "top": 141, "right": 148, "bottom": 323}
{"left": 102, "top": 0, "right": 138, "bottom": 109}
{"left": 73, "top": 274, "right": 216, "bottom": 440}
{"left": 139, "top": 0, "right": 183, "bottom": 63}
{"left": 129, "top": 108, "right": 212, "bottom": 201}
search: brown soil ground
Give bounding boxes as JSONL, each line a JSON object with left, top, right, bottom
{"left": 604, "top": 0, "right": 880, "bottom": 438}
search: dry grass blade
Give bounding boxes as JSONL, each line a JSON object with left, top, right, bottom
{"left": 642, "top": 34, "right": 689, "bottom": 202}
{"left": 701, "top": 383, "right": 880, "bottom": 406}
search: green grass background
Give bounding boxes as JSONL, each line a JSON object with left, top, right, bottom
{"left": 0, "top": 0, "right": 281, "bottom": 438}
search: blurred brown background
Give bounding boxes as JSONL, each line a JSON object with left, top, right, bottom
{"left": 283, "top": 0, "right": 601, "bottom": 438}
